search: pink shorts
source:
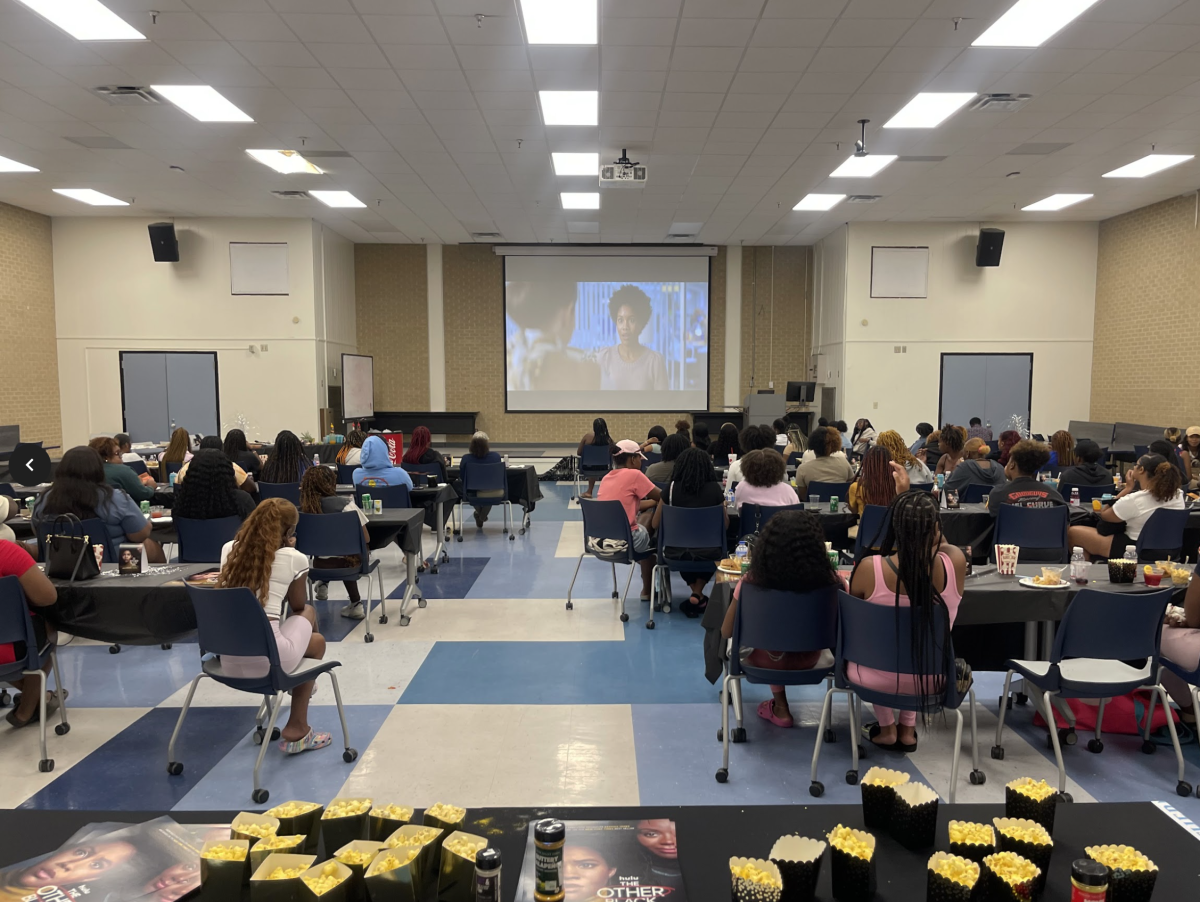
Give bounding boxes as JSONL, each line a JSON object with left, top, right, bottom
{"left": 221, "top": 615, "right": 313, "bottom": 679}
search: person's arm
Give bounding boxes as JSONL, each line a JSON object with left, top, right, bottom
{"left": 16, "top": 558, "right": 56, "bottom": 607}
{"left": 126, "top": 520, "right": 153, "bottom": 543}
{"left": 577, "top": 433, "right": 593, "bottom": 456}
{"left": 1104, "top": 491, "right": 1138, "bottom": 524}
{"left": 939, "top": 542, "right": 968, "bottom": 590}
{"left": 651, "top": 497, "right": 664, "bottom": 530}
{"left": 890, "top": 461, "right": 912, "bottom": 495}
{"left": 115, "top": 492, "right": 153, "bottom": 542}
{"left": 240, "top": 475, "right": 257, "bottom": 494}
{"left": 720, "top": 579, "right": 743, "bottom": 639}
{"left": 1183, "top": 552, "right": 1200, "bottom": 627}
{"left": 285, "top": 575, "right": 308, "bottom": 614}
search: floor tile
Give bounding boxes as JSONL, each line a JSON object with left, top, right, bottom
{"left": 57, "top": 644, "right": 206, "bottom": 707}
{"left": 388, "top": 557, "right": 489, "bottom": 599}
{"left": 555, "top": 521, "right": 583, "bottom": 557}
{"left": 379, "top": 598, "right": 624, "bottom": 642}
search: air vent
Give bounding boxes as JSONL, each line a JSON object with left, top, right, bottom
{"left": 93, "top": 85, "right": 161, "bottom": 105}
{"left": 897, "top": 155, "right": 947, "bottom": 163}
{"left": 847, "top": 195, "right": 881, "bottom": 204}
{"left": 666, "top": 233, "right": 696, "bottom": 239}
{"left": 470, "top": 231, "right": 502, "bottom": 241}
{"left": 969, "top": 93, "right": 1032, "bottom": 112}
{"left": 567, "top": 222, "right": 599, "bottom": 234}
{"left": 302, "top": 150, "right": 353, "bottom": 159}
{"left": 271, "top": 190, "right": 312, "bottom": 200}
{"left": 1007, "top": 142, "right": 1071, "bottom": 155}
{"left": 65, "top": 136, "right": 132, "bottom": 149}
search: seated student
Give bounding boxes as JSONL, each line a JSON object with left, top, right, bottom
{"left": 1160, "top": 557, "right": 1200, "bottom": 727}
{"left": 728, "top": 425, "right": 773, "bottom": 482}
{"left": 1068, "top": 453, "right": 1184, "bottom": 560}
{"left": 801, "top": 425, "right": 848, "bottom": 464}
{"left": 986, "top": 440, "right": 1066, "bottom": 517}
{"left": 674, "top": 418, "right": 691, "bottom": 440}
{"left": 337, "top": 430, "right": 366, "bottom": 467}
{"left": 640, "top": 425, "right": 668, "bottom": 456}
{"left": 922, "top": 428, "right": 941, "bottom": 462}
{"left": 0, "top": 538, "right": 60, "bottom": 729}
{"left": 1047, "top": 430, "right": 1075, "bottom": 469}
{"left": 402, "top": 426, "right": 448, "bottom": 482}
{"left": 114, "top": 433, "right": 142, "bottom": 464}
{"left": 90, "top": 436, "right": 155, "bottom": 504}
{"left": 299, "top": 466, "right": 370, "bottom": 619}
{"left": 772, "top": 418, "right": 790, "bottom": 449}
{"left": 966, "top": 417, "right": 992, "bottom": 443}
{"left": 851, "top": 418, "right": 877, "bottom": 454}
{"left": 353, "top": 435, "right": 414, "bottom": 489}
{"left": 990, "top": 429, "right": 1021, "bottom": 464}
{"left": 1150, "top": 438, "right": 1190, "bottom": 486}
{"left": 794, "top": 426, "right": 854, "bottom": 498}
{"left": 709, "top": 423, "right": 740, "bottom": 464}
{"left": 721, "top": 511, "right": 843, "bottom": 728}
{"left": 172, "top": 449, "right": 256, "bottom": 522}
{"left": 848, "top": 446, "right": 897, "bottom": 514}
{"left": 577, "top": 417, "right": 615, "bottom": 499}
{"left": 158, "top": 427, "right": 193, "bottom": 466}
{"left": 223, "top": 428, "right": 263, "bottom": 481}
{"left": 735, "top": 449, "right": 800, "bottom": 509}
{"left": 596, "top": 440, "right": 662, "bottom": 601}
{"left": 1185, "top": 428, "right": 1200, "bottom": 490}
{"left": 178, "top": 436, "right": 255, "bottom": 492}
{"left": 691, "top": 421, "right": 712, "bottom": 455}
{"left": 652, "top": 447, "right": 727, "bottom": 616}
{"left": 458, "top": 431, "right": 503, "bottom": 527}
{"left": 33, "top": 446, "right": 165, "bottom": 563}
{"left": 876, "top": 429, "right": 933, "bottom": 485}
{"left": 217, "top": 499, "right": 330, "bottom": 754}
{"left": 646, "top": 433, "right": 688, "bottom": 483}
{"left": 836, "top": 420, "right": 852, "bottom": 451}
{"left": 944, "top": 438, "right": 1006, "bottom": 494}
{"left": 1058, "top": 439, "right": 1113, "bottom": 488}
{"left": 261, "top": 430, "right": 312, "bottom": 485}
{"left": 935, "top": 423, "right": 966, "bottom": 477}
{"left": 910, "top": 422, "right": 934, "bottom": 456}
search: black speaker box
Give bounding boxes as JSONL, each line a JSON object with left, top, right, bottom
{"left": 148, "top": 221, "right": 179, "bottom": 262}
{"left": 975, "top": 227, "right": 1004, "bottom": 267}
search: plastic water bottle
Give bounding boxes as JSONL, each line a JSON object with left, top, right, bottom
{"left": 313, "top": 453, "right": 320, "bottom": 466}
{"left": 735, "top": 540, "right": 748, "bottom": 570}
{"left": 1070, "top": 546, "right": 1088, "bottom": 585}
{"left": 1070, "top": 487, "right": 1080, "bottom": 507}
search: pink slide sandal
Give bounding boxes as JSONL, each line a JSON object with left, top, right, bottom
{"left": 280, "top": 729, "right": 332, "bottom": 755}
{"left": 757, "top": 699, "right": 794, "bottom": 728}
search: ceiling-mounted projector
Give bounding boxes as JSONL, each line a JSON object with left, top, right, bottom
{"left": 600, "top": 148, "right": 647, "bottom": 186}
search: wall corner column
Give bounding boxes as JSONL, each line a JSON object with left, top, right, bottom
{"left": 427, "top": 243, "right": 446, "bottom": 412}
{"left": 723, "top": 246, "right": 742, "bottom": 410}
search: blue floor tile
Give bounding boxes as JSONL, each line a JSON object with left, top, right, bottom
{"left": 58, "top": 645, "right": 203, "bottom": 707}
{"left": 389, "top": 557, "right": 489, "bottom": 599}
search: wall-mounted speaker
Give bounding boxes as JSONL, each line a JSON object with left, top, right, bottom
{"left": 975, "top": 227, "right": 1004, "bottom": 267}
{"left": 148, "top": 221, "right": 179, "bottom": 262}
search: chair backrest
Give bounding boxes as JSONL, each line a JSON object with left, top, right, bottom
{"left": 295, "top": 510, "right": 368, "bottom": 562}
{"left": 579, "top": 444, "right": 613, "bottom": 473}
{"left": 336, "top": 463, "right": 356, "bottom": 485}
{"left": 786, "top": 451, "right": 802, "bottom": 467}
{"left": 0, "top": 576, "right": 38, "bottom": 671}
{"left": 642, "top": 451, "right": 662, "bottom": 467}
{"left": 731, "top": 583, "right": 838, "bottom": 669}
{"left": 402, "top": 462, "right": 441, "bottom": 480}
{"left": 960, "top": 483, "right": 992, "bottom": 504}
{"left": 185, "top": 585, "right": 281, "bottom": 667}
{"left": 176, "top": 516, "right": 241, "bottom": 563}
{"left": 1136, "top": 508, "right": 1190, "bottom": 562}
{"left": 355, "top": 483, "right": 410, "bottom": 509}
{"left": 462, "top": 461, "right": 506, "bottom": 495}
{"left": 738, "top": 502, "right": 803, "bottom": 541}
{"left": 807, "top": 481, "right": 850, "bottom": 502}
{"left": 125, "top": 459, "right": 148, "bottom": 476}
{"left": 37, "top": 516, "right": 116, "bottom": 563}
{"left": 258, "top": 482, "right": 301, "bottom": 505}
{"left": 1059, "top": 484, "right": 1108, "bottom": 504}
{"left": 910, "top": 482, "right": 934, "bottom": 493}
{"left": 1133, "top": 444, "right": 1149, "bottom": 458}
{"left": 658, "top": 504, "right": 727, "bottom": 556}
{"left": 1052, "top": 588, "right": 1172, "bottom": 665}
{"left": 853, "top": 504, "right": 889, "bottom": 560}
{"left": 164, "top": 461, "right": 184, "bottom": 476}
{"left": 1039, "top": 464, "right": 1061, "bottom": 478}
{"left": 578, "top": 499, "right": 638, "bottom": 563}
{"left": 0, "top": 483, "right": 14, "bottom": 498}
{"left": 994, "top": 504, "right": 1069, "bottom": 563}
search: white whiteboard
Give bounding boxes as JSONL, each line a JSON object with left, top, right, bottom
{"left": 229, "top": 242, "right": 289, "bottom": 295}
{"left": 342, "top": 354, "right": 374, "bottom": 419}
{"left": 870, "top": 246, "right": 929, "bottom": 298}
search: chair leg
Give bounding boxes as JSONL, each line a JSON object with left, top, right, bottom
{"left": 1143, "top": 687, "right": 1158, "bottom": 743}
{"left": 167, "top": 674, "right": 205, "bottom": 770}
{"left": 993, "top": 670, "right": 1015, "bottom": 756}
{"left": 49, "top": 649, "right": 69, "bottom": 734}
{"left": 360, "top": 574, "right": 374, "bottom": 643}
{"left": 949, "top": 708, "right": 964, "bottom": 804}
{"left": 646, "top": 565, "right": 660, "bottom": 629}
{"left": 327, "top": 670, "right": 355, "bottom": 759}
{"left": 618, "top": 564, "right": 635, "bottom": 622}
{"left": 731, "top": 678, "right": 744, "bottom": 731}
{"left": 565, "top": 554, "right": 584, "bottom": 611}
{"left": 810, "top": 687, "right": 836, "bottom": 793}
{"left": 610, "top": 563, "right": 618, "bottom": 600}
{"left": 1154, "top": 683, "right": 1191, "bottom": 797}
{"left": 717, "top": 672, "right": 731, "bottom": 782}
{"left": 253, "top": 695, "right": 285, "bottom": 800}
{"left": 847, "top": 691, "right": 860, "bottom": 781}
{"left": 1092, "top": 698, "right": 1107, "bottom": 751}
{"left": 968, "top": 689, "right": 982, "bottom": 780}
{"left": 1042, "top": 690, "right": 1068, "bottom": 794}
{"left": 28, "top": 668, "right": 49, "bottom": 770}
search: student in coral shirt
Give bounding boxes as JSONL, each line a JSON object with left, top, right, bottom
{"left": 0, "top": 540, "right": 61, "bottom": 728}
{"left": 596, "top": 440, "right": 662, "bottom": 602}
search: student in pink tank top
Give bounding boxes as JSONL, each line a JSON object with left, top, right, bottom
{"left": 848, "top": 489, "right": 966, "bottom": 753}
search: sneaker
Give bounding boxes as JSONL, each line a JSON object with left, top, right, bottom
{"left": 315, "top": 582, "right": 328, "bottom": 601}
{"left": 340, "top": 602, "right": 365, "bottom": 620}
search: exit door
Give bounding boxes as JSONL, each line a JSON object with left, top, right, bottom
{"left": 939, "top": 353, "right": 1032, "bottom": 436}
{"left": 120, "top": 352, "right": 220, "bottom": 442}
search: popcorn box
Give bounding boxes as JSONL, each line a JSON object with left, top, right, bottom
{"left": 334, "top": 840, "right": 386, "bottom": 902}
{"left": 266, "top": 801, "right": 325, "bottom": 853}
{"left": 421, "top": 804, "right": 467, "bottom": 859}
{"left": 299, "top": 859, "right": 353, "bottom": 902}
{"left": 1004, "top": 778, "right": 1058, "bottom": 834}
{"left": 250, "top": 853, "right": 318, "bottom": 902}
{"left": 768, "top": 835, "right": 825, "bottom": 902}
{"left": 860, "top": 767, "right": 910, "bottom": 830}
{"left": 321, "top": 798, "right": 373, "bottom": 855}
{"left": 251, "top": 835, "right": 308, "bottom": 873}
{"left": 993, "top": 819, "right": 1053, "bottom": 897}
{"left": 926, "top": 852, "right": 979, "bottom": 902}
{"left": 729, "top": 857, "right": 783, "bottom": 902}
{"left": 200, "top": 839, "right": 251, "bottom": 896}
{"left": 889, "top": 783, "right": 939, "bottom": 851}
{"left": 383, "top": 825, "right": 444, "bottom": 896}
{"left": 369, "top": 805, "right": 414, "bottom": 843}
{"left": 364, "top": 848, "right": 422, "bottom": 902}
{"left": 947, "top": 821, "right": 995, "bottom": 864}
{"left": 437, "top": 831, "right": 488, "bottom": 902}
{"left": 234, "top": 812, "right": 282, "bottom": 843}
{"left": 1086, "top": 845, "right": 1159, "bottom": 902}
{"left": 828, "top": 826, "right": 876, "bottom": 902}
{"left": 981, "top": 852, "right": 1040, "bottom": 902}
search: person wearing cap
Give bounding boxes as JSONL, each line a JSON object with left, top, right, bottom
{"left": 596, "top": 439, "right": 663, "bottom": 602}
{"left": 1184, "top": 427, "right": 1200, "bottom": 490}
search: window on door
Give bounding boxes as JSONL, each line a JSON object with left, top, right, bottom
{"left": 939, "top": 353, "right": 1032, "bottom": 437}
{"left": 120, "top": 352, "right": 220, "bottom": 443}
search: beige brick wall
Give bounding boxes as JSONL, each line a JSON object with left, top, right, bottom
{"left": 740, "top": 246, "right": 814, "bottom": 400}
{"left": 354, "top": 244, "right": 430, "bottom": 412}
{"left": 1093, "top": 195, "right": 1198, "bottom": 424}
{"left": 0, "top": 201, "right": 60, "bottom": 449}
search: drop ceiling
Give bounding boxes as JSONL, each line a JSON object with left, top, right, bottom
{"left": 1, "top": 0, "right": 1199, "bottom": 245}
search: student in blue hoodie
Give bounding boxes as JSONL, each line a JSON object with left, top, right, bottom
{"left": 352, "top": 435, "right": 414, "bottom": 490}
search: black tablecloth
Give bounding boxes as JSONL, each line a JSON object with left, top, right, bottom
{"left": 410, "top": 483, "right": 460, "bottom": 530}
{"left": 446, "top": 464, "right": 543, "bottom": 513}
{"left": 365, "top": 507, "right": 424, "bottom": 556}
{"left": 0, "top": 803, "right": 1194, "bottom": 901}
{"left": 730, "top": 503, "right": 858, "bottom": 543}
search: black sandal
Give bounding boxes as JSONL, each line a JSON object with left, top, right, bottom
{"left": 864, "top": 721, "right": 918, "bottom": 753}
{"left": 5, "top": 690, "right": 66, "bottom": 729}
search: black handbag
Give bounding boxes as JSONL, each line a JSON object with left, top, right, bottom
{"left": 45, "top": 513, "right": 103, "bottom": 582}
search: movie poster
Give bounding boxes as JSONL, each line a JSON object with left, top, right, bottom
{"left": 515, "top": 819, "right": 686, "bottom": 902}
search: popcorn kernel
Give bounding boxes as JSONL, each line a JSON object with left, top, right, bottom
{"left": 1007, "top": 778, "right": 1056, "bottom": 802}
{"left": 930, "top": 855, "right": 980, "bottom": 888}
{"left": 371, "top": 850, "right": 419, "bottom": 874}
{"left": 373, "top": 805, "right": 414, "bottom": 821}
{"left": 828, "top": 826, "right": 874, "bottom": 861}
{"left": 323, "top": 799, "right": 373, "bottom": 819}
{"left": 949, "top": 822, "right": 994, "bottom": 846}
{"left": 202, "top": 844, "right": 247, "bottom": 861}
{"left": 730, "top": 863, "right": 781, "bottom": 887}
{"left": 253, "top": 835, "right": 305, "bottom": 851}
{"left": 984, "top": 852, "right": 1040, "bottom": 886}
{"left": 236, "top": 823, "right": 278, "bottom": 839}
{"left": 336, "top": 849, "right": 379, "bottom": 866}
{"left": 426, "top": 803, "right": 466, "bottom": 822}
{"left": 266, "top": 801, "right": 320, "bottom": 818}
{"left": 387, "top": 828, "right": 441, "bottom": 848}
{"left": 444, "top": 836, "right": 486, "bottom": 861}
{"left": 266, "top": 866, "right": 305, "bottom": 880}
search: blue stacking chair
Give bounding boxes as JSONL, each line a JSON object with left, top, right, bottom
{"left": 258, "top": 482, "right": 301, "bottom": 505}
{"left": 651, "top": 503, "right": 726, "bottom": 630}
{"left": 175, "top": 516, "right": 242, "bottom": 563}
{"left": 574, "top": 444, "right": 612, "bottom": 500}
{"left": 716, "top": 583, "right": 838, "bottom": 784}
{"left": 853, "top": 504, "right": 889, "bottom": 561}
{"left": 1136, "top": 509, "right": 1189, "bottom": 563}
{"left": 0, "top": 484, "right": 14, "bottom": 497}
{"left": 807, "top": 481, "right": 851, "bottom": 502}
{"left": 737, "top": 502, "right": 803, "bottom": 542}
{"left": 566, "top": 499, "right": 654, "bottom": 622}
{"left": 125, "top": 459, "right": 148, "bottom": 476}
{"left": 1059, "top": 484, "right": 1108, "bottom": 504}
{"left": 163, "top": 461, "right": 184, "bottom": 478}
{"left": 993, "top": 504, "right": 1070, "bottom": 563}
{"left": 169, "top": 586, "right": 357, "bottom": 803}
{"left": 1134, "top": 444, "right": 1149, "bottom": 459}
{"left": 295, "top": 511, "right": 387, "bottom": 638}
{"left": 402, "top": 462, "right": 442, "bottom": 487}
{"left": 960, "top": 483, "right": 994, "bottom": 504}
{"left": 642, "top": 451, "right": 662, "bottom": 468}
{"left": 336, "top": 463, "right": 357, "bottom": 485}
{"left": 355, "top": 482, "right": 411, "bottom": 510}
{"left": 0, "top": 576, "right": 69, "bottom": 773}
{"left": 455, "top": 462, "right": 514, "bottom": 541}
{"left": 994, "top": 588, "right": 1188, "bottom": 799}
{"left": 812, "top": 591, "right": 983, "bottom": 801}
{"left": 911, "top": 482, "right": 934, "bottom": 493}
{"left": 786, "top": 451, "right": 802, "bottom": 467}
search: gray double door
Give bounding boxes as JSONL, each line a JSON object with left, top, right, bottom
{"left": 121, "top": 352, "right": 219, "bottom": 442}
{"left": 939, "top": 353, "right": 1032, "bottom": 436}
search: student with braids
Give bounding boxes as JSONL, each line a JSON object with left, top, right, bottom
{"left": 576, "top": 417, "right": 615, "bottom": 499}
{"left": 337, "top": 430, "right": 366, "bottom": 466}
{"left": 173, "top": 449, "right": 255, "bottom": 522}
{"left": 849, "top": 482, "right": 967, "bottom": 752}
{"left": 709, "top": 422, "right": 741, "bottom": 464}
{"left": 217, "top": 498, "right": 331, "bottom": 754}
{"left": 223, "top": 427, "right": 262, "bottom": 480}
{"left": 1048, "top": 430, "right": 1075, "bottom": 469}
{"left": 299, "top": 466, "right": 371, "bottom": 618}
{"left": 261, "top": 430, "right": 311, "bottom": 484}
{"left": 1068, "top": 452, "right": 1185, "bottom": 560}
{"left": 651, "top": 447, "right": 727, "bottom": 615}
{"left": 849, "top": 446, "right": 897, "bottom": 515}
{"left": 875, "top": 429, "right": 932, "bottom": 485}
{"left": 177, "top": 436, "right": 256, "bottom": 492}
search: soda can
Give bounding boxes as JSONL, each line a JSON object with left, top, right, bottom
{"left": 829, "top": 495, "right": 839, "bottom": 512}
{"left": 140, "top": 500, "right": 151, "bottom": 514}
{"left": 361, "top": 494, "right": 372, "bottom": 511}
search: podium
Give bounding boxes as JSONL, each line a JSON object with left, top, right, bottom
{"left": 745, "top": 393, "right": 786, "bottom": 426}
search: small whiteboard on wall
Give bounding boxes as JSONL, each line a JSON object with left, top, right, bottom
{"left": 342, "top": 354, "right": 375, "bottom": 419}
{"left": 230, "top": 242, "right": 289, "bottom": 295}
{"left": 870, "top": 246, "right": 929, "bottom": 298}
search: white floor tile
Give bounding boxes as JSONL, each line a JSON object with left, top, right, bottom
{"left": 355, "top": 598, "right": 625, "bottom": 642}
{"left": 555, "top": 521, "right": 583, "bottom": 558}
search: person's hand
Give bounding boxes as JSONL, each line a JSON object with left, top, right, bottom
{"left": 916, "top": 448, "right": 927, "bottom": 463}
{"left": 890, "top": 461, "right": 912, "bottom": 494}
{"left": 286, "top": 534, "right": 297, "bottom": 548}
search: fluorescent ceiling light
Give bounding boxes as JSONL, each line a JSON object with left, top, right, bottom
{"left": 151, "top": 85, "right": 252, "bottom": 123}
{"left": 310, "top": 190, "right": 366, "bottom": 208}
{"left": 1102, "top": 154, "right": 1194, "bottom": 178}
{"left": 551, "top": 152, "right": 599, "bottom": 176}
{"left": 829, "top": 154, "right": 897, "bottom": 178}
{"left": 793, "top": 194, "right": 846, "bottom": 211}
{"left": 14, "top": 0, "right": 144, "bottom": 40}
{"left": 884, "top": 93, "right": 976, "bottom": 129}
{"left": 0, "top": 155, "right": 38, "bottom": 173}
{"left": 561, "top": 192, "right": 600, "bottom": 209}
{"left": 520, "top": 0, "right": 597, "bottom": 44}
{"left": 973, "top": 0, "right": 1102, "bottom": 48}
{"left": 1022, "top": 193, "right": 1092, "bottom": 211}
{"left": 246, "top": 149, "right": 323, "bottom": 175}
{"left": 539, "top": 91, "right": 598, "bottom": 126}
{"left": 53, "top": 188, "right": 128, "bottom": 206}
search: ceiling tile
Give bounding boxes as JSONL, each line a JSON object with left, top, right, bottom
{"left": 602, "top": 69, "right": 666, "bottom": 91}
{"left": 739, "top": 47, "right": 816, "bottom": 72}
{"left": 280, "top": 13, "right": 374, "bottom": 42}
{"left": 308, "top": 43, "right": 391, "bottom": 68}
{"left": 202, "top": 12, "right": 295, "bottom": 41}
{"left": 664, "top": 70, "right": 734, "bottom": 92}
{"left": 676, "top": 18, "right": 755, "bottom": 46}
{"left": 601, "top": 18, "right": 679, "bottom": 46}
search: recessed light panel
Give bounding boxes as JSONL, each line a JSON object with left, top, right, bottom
{"left": 246, "top": 149, "right": 323, "bottom": 175}
{"left": 520, "top": 0, "right": 597, "bottom": 44}
{"left": 14, "top": 0, "right": 144, "bottom": 40}
{"left": 1022, "top": 193, "right": 1092, "bottom": 211}
{"left": 793, "top": 194, "right": 846, "bottom": 211}
{"left": 561, "top": 192, "right": 600, "bottom": 209}
{"left": 973, "top": 0, "right": 1102, "bottom": 48}
{"left": 539, "top": 91, "right": 598, "bottom": 126}
{"left": 151, "top": 85, "right": 253, "bottom": 122}
{"left": 310, "top": 190, "right": 366, "bottom": 208}
{"left": 0, "top": 155, "right": 38, "bottom": 173}
{"left": 883, "top": 93, "right": 976, "bottom": 129}
{"left": 53, "top": 188, "right": 128, "bottom": 205}
{"left": 551, "top": 152, "right": 599, "bottom": 176}
{"left": 1102, "top": 154, "right": 1194, "bottom": 178}
{"left": 829, "top": 155, "right": 898, "bottom": 178}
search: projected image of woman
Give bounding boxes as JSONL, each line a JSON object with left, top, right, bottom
{"left": 596, "top": 285, "right": 668, "bottom": 392}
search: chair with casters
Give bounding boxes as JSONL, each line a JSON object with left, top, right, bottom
{"left": 1135, "top": 508, "right": 1189, "bottom": 563}
{"left": 574, "top": 444, "right": 612, "bottom": 501}
{"left": 852, "top": 505, "right": 889, "bottom": 562}
{"left": 717, "top": 583, "right": 838, "bottom": 785}
{"left": 1158, "top": 656, "right": 1200, "bottom": 798}
{"left": 175, "top": 516, "right": 242, "bottom": 563}
{"left": 258, "top": 482, "right": 301, "bottom": 505}
{"left": 336, "top": 464, "right": 357, "bottom": 486}
{"left": 806, "top": 481, "right": 851, "bottom": 503}
{"left": 737, "top": 502, "right": 803, "bottom": 543}
{"left": 993, "top": 504, "right": 1070, "bottom": 563}
{"left": 993, "top": 588, "right": 1189, "bottom": 800}
{"left": 125, "top": 459, "right": 148, "bottom": 476}
{"left": 960, "top": 483, "right": 993, "bottom": 504}
{"left": 454, "top": 462, "right": 515, "bottom": 541}
{"left": 1059, "top": 484, "right": 1109, "bottom": 505}
{"left": 402, "top": 462, "right": 442, "bottom": 487}
{"left": 0, "top": 576, "right": 69, "bottom": 773}
{"left": 812, "top": 590, "right": 984, "bottom": 802}
{"left": 354, "top": 482, "right": 411, "bottom": 510}
{"left": 169, "top": 586, "right": 357, "bottom": 803}
{"left": 294, "top": 511, "right": 389, "bottom": 637}
{"left": 566, "top": 499, "right": 654, "bottom": 623}
{"left": 651, "top": 503, "right": 727, "bottom": 630}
